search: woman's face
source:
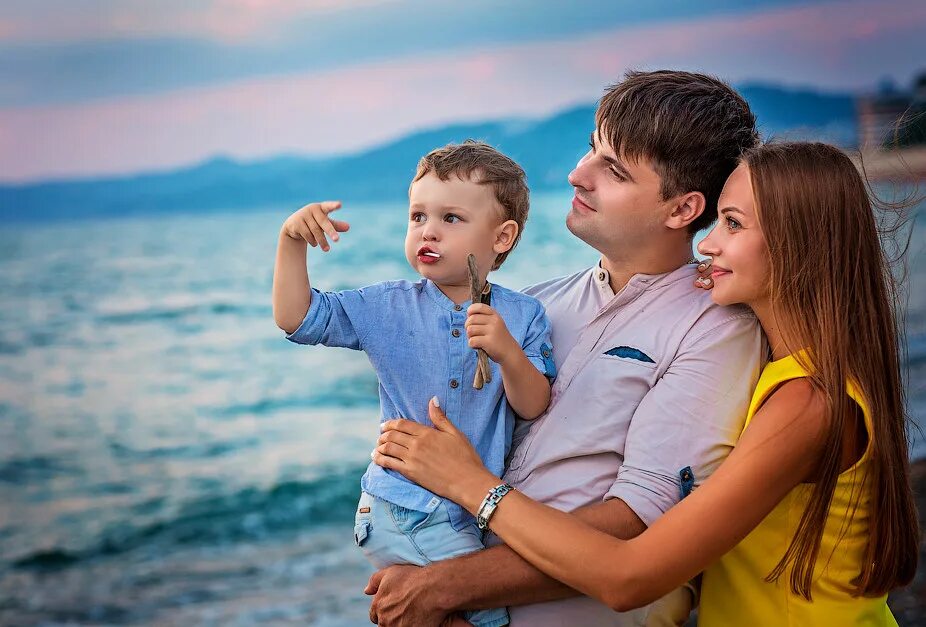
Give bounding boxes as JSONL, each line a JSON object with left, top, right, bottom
{"left": 697, "top": 163, "right": 771, "bottom": 308}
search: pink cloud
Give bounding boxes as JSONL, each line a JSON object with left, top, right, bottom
{"left": 0, "top": 0, "right": 395, "bottom": 44}
{"left": 2, "top": 0, "right": 924, "bottom": 182}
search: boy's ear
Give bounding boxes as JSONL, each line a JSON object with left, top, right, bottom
{"left": 493, "top": 220, "right": 520, "bottom": 254}
{"left": 665, "top": 191, "right": 706, "bottom": 232}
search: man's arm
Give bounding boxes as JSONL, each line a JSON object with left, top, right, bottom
{"left": 367, "top": 497, "right": 645, "bottom": 622}
{"left": 432, "top": 497, "right": 645, "bottom": 610}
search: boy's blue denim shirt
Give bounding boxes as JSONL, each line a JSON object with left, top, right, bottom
{"left": 286, "top": 278, "right": 555, "bottom": 531}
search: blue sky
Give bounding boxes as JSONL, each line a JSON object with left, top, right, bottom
{"left": 1, "top": 0, "right": 924, "bottom": 182}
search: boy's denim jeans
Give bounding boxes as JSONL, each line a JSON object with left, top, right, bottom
{"left": 355, "top": 491, "right": 509, "bottom": 627}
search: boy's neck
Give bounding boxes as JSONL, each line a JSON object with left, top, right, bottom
{"left": 432, "top": 276, "right": 489, "bottom": 305}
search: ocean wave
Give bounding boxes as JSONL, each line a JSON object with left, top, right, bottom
{"left": 11, "top": 464, "right": 367, "bottom": 572}
{"left": 96, "top": 302, "right": 268, "bottom": 326}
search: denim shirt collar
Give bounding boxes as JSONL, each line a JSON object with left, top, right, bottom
{"left": 422, "top": 278, "right": 488, "bottom": 312}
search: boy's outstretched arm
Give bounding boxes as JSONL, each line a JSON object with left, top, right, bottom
{"left": 272, "top": 201, "right": 348, "bottom": 334}
{"left": 464, "top": 303, "right": 551, "bottom": 419}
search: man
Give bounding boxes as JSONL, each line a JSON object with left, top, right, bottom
{"left": 366, "top": 70, "right": 765, "bottom": 626}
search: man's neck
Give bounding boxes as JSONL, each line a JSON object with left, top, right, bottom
{"left": 600, "top": 241, "right": 694, "bottom": 294}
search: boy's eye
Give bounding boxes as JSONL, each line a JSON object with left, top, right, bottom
{"left": 444, "top": 214, "right": 462, "bottom": 224}
{"left": 411, "top": 212, "right": 425, "bottom": 222}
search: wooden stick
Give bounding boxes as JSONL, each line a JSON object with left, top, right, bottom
{"left": 467, "top": 254, "right": 492, "bottom": 389}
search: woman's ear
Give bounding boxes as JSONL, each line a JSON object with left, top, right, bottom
{"left": 494, "top": 220, "right": 520, "bottom": 254}
{"left": 665, "top": 192, "right": 706, "bottom": 232}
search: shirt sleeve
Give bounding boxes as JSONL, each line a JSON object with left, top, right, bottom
{"left": 521, "top": 301, "right": 557, "bottom": 380}
{"left": 604, "top": 312, "right": 764, "bottom": 526}
{"left": 285, "top": 284, "right": 383, "bottom": 350}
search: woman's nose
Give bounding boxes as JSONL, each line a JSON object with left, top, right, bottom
{"left": 697, "top": 227, "right": 720, "bottom": 257}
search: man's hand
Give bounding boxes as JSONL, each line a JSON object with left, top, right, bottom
{"left": 365, "top": 564, "right": 451, "bottom": 626}
{"left": 281, "top": 200, "right": 350, "bottom": 252}
{"left": 465, "top": 303, "right": 519, "bottom": 365}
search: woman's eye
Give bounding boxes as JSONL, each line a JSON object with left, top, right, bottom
{"left": 725, "top": 217, "right": 742, "bottom": 230}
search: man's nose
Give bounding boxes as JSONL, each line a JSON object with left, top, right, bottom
{"left": 568, "top": 154, "right": 593, "bottom": 190}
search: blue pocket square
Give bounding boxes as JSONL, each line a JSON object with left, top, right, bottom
{"left": 604, "top": 346, "right": 655, "bottom": 363}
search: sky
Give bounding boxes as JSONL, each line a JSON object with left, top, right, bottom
{"left": 1, "top": 0, "right": 924, "bottom": 183}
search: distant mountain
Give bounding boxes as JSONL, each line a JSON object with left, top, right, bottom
{"left": 0, "top": 84, "right": 857, "bottom": 222}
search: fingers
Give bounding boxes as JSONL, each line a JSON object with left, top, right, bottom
{"left": 376, "top": 441, "right": 409, "bottom": 459}
{"left": 329, "top": 218, "right": 351, "bottom": 233}
{"left": 371, "top": 448, "right": 404, "bottom": 470}
{"left": 377, "top": 429, "right": 414, "bottom": 449}
{"left": 364, "top": 570, "right": 384, "bottom": 595}
{"left": 298, "top": 217, "right": 318, "bottom": 247}
{"left": 381, "top": 418, "right": 427, "bottom": 436}
{"left": 428, "top": 396, "right": 456, "bottom": 432}
{"left": 467, "top": 303, "right": 494, "bottom": 316}
{"left": 318, "top": 200, "right": 342, "bottom": 213}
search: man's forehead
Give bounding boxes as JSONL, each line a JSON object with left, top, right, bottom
{"left": 592, "top": 128, "right": 651, "bottom": 168}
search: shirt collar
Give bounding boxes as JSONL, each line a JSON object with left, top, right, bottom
{"left": 591, "top": 259, "right": 699, "bottom": 296}
{"left": 422, "top": 278, "right": 484, "bottom": 312}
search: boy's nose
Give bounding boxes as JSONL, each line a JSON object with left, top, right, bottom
{"left": 422, "top": 224, "right": 439, "bottom": 241}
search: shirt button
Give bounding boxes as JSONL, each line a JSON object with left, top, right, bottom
{"left": 450, "top": 379, "right": 459, "bottom": 389}
{"left": 452, "top": 328, "right": 461, "bottom": 337}
{"left": 598, "top": 271, "right": 606, "bottom": 281}
{"left": 542, "top": 348, "right": 551, "bottom": 357}
{"left": 454, "top": 304, "right": 463, "bottom": 311}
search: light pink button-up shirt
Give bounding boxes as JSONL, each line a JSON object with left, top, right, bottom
{"left": 496, "top": 262, "right": 764, "bottom": 626}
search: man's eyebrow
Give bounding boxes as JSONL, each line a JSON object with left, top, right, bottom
{"left": 589, "top": 131, "right": 634, "bottom": 181}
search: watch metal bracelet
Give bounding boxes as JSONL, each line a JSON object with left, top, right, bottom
{"left": 476, "top": 482, "right": 514, "bottom": 530}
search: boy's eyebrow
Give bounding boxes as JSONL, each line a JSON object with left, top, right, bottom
{"left": 409, "top": 203, "right": 470, "bottom": 212}
{"left": 589, "top": 131, "right": 635, "bottom": 182}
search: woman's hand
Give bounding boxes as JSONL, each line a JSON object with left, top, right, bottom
{"left": 372, "top": 397, "right": 499, "bottom": 511}
{"left": 694, "top": 259, "right": 714, "bottom": 290}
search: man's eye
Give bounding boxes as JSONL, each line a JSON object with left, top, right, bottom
{"left": 609, "top": 167, "right": 625, "bottom": 180}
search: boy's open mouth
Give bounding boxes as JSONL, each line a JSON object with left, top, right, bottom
{"left": 417, "top": 246, "right": 441, "bottom": 264}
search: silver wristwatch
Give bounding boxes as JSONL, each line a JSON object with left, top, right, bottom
{"left": 477, "top": 483, "right": 514, "bottom": 530}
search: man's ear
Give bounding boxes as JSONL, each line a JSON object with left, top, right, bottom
{"left": 493, "top": 220, "right": 520, "bottom": 254}
{"left": 665, "top": 191, "right": 706, "bottom": 232}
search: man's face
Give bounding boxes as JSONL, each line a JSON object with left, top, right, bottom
{"left": 566, "top": 129, "right": 670, "bottom": 258}
{"left": 405, "top": 172, "right": 511, "bottom": 286}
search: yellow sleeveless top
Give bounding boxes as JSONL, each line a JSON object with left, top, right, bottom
{"left": 699, "top": 354, "right": 896, "bottom": 626}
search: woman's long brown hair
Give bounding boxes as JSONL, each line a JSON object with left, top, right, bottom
{"left": 745, "top": 142, "right": 919, "bottom": 598}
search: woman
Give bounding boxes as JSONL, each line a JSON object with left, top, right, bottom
{"left": 372, "top": 142, "right": 919, "bottom": 625}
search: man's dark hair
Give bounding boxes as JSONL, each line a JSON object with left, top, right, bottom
{"left": 596, "top": 70, "right": 759, "bottom": 234}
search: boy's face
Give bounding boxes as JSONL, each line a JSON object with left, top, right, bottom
{"left": 405, "top": 172, "right": 515, "bottom": 288}
{"left": 566, "top": 129, "right": 675, "bottom": 259}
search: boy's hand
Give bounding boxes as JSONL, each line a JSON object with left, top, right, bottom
{"left": 465, "top": 303, "right": 520, "bottom": 366}
{"left": 281, "top": 201, "right": 350, "bottom": 252}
